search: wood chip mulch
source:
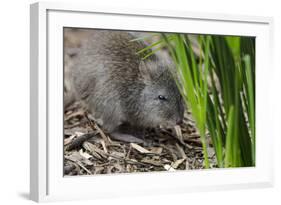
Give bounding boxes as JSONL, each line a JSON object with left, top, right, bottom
{"left": 64, "top": 102, "right": 217, "bottom": 176}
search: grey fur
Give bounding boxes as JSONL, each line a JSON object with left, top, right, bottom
{"left": 69, "top": 30, "right": 184, "bottom": 137}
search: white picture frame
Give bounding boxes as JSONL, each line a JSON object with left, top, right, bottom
{"left": 30, "top": 2, "right": 274, "bottom": 202}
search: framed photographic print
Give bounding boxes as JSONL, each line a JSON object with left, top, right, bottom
{"left": 30, "top": 2, "right": 274, "bottom": 202}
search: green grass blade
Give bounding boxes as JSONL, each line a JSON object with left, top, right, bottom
{"left": 243, "top": 55, "right": 255, "bottom": 163}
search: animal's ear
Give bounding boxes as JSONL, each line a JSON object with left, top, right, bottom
{"left": 139, "top": 61, "right": 153, "bottom": 82}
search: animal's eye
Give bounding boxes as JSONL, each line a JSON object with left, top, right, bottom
{"left": 158, "top": 95, "right": 167, "bottom": 101}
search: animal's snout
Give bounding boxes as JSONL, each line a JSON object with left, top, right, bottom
{"left": 176, "top": 118, "right": 183, "bottom": 125}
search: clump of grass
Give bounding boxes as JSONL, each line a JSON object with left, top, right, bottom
{"left": 138, "top": 33, "right": 255, "bottom": 168}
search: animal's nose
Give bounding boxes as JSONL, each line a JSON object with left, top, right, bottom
{"left": 176, "top": 119, "right": 183, "bottom": 125}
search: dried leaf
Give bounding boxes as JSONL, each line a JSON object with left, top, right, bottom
{"left": 64, "top": 127, "right": 88, "bottom": 136}
{"left": 164, "top": 164, "right": 176, "bottom": 171}
{"left": 175, "top": 143, "right": 187, "bottom": 159}
{"left": 174, "top": 125, "right": 183, "bottom": 141}
{"left": 149, "top": 147, "right": 163, "bottom": 154}
{"left": 83, "top": 142, "right": 107, "bottom": 159}
{"left": 64, "top": 134, "right": 77, "bottom": 145}
{"left": 65, "top": 151, "right": 93, "bottom": 166}
{"left": 75, "top": 131, "right": 85, "bottom": 137}
{"left": 110, "top": 151, "right": 125, "bottom": 158}
{"left": 171, "top": 158, "right": 186, "bottom": 169}
{"left": 79, "top": 149, "right": 92, "bottom": 159}
{"left": 100, "top": 139, "right": 108, "bottom": 153}
{"left": 94, "top": 166, "right": 104, "bottom": 174}
{"left": 130, "top": 143, "right": 151, "bottom": 154}
{"left": 64, "top": 131, "right": 85, "bottom": 146}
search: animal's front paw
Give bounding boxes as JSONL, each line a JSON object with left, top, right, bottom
{"left": 110, "top": 132, "right": 145, "bottom": 144}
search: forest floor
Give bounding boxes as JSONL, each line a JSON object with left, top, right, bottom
{"left": 64, "top": 102, "right": 217, "bottom": 176}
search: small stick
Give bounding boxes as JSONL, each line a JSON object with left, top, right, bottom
{"left": 66, "top": 132, "right": 98, "bottom": 151}
{"left": 77, "top": 161, "right": 92, "bottom": 175}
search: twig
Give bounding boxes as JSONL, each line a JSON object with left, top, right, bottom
{"left": 66, "top": 132, "right": 98, "bottom": 151}
{"left": 77, "top": 161, "right": 92, "bottom": 174}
